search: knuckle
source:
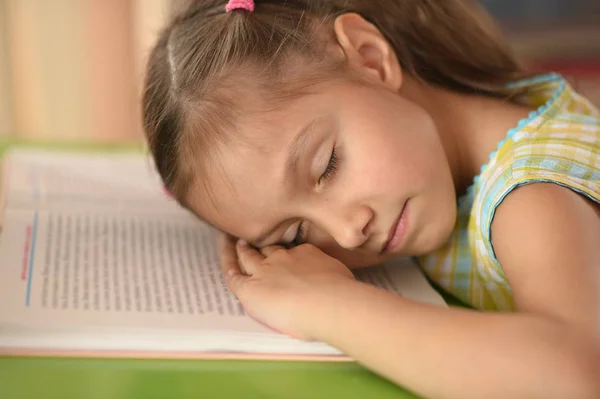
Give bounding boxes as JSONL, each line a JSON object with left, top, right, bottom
{"left": 295, "top": 243, "right": 317, "bottom": 253}
{"left": 270, "top": 247, "right": 288, "bottom": 256}
{"left": 263, "top": 246, "right": 287, "bottom": 258}
{"left": 227, "top": 276, "right": 241, "bottom": 293}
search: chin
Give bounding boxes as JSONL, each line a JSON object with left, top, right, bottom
{"left": 417, "top": 213, "right": 457, "bottom": 255}
{"left": 402, "top": 207, "right": 457, "bottom": 257}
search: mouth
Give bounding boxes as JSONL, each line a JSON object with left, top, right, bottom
{"left": 381, "top": 200, "right": 409, "bottom": 254}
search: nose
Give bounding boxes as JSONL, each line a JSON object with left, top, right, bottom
{"left": 317, "top": 204, "right": 374, "bottom": 249}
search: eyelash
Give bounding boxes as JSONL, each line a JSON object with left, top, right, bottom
{"left": 290, "top": 221, "right": 306, "bottom": 247}
{"left": 319, "top": 147, "right": 339, "bottom": 185}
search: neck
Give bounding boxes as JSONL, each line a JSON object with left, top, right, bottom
{"left": 402, "top": 78, "right": 533, "bottom": 196}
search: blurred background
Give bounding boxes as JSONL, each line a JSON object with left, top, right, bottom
{"left": 0, "top": 0, "right": 598, "bottom": 143}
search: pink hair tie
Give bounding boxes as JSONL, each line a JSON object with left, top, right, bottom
{"left": 225, "top": 0, "right": 255, "bottom": 13}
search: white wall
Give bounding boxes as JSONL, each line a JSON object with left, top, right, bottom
{"left": 0, "top": 0, "right": 14, "bottom": 136}
{"left": 0, "top": 0, "right": 172, "bottom": 141}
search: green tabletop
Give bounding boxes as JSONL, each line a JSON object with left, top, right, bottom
{"left": 0, "top": 357, "right": 419, "bottom": 399}
{"left": 0, "top": 139, "right": 465, "bottom": 399}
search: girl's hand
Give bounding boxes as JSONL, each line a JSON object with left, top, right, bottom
{"left": 219, "top": 234, "right": 356, "bottom": 340}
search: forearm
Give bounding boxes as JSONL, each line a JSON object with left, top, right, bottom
{"left": 307, "top": 281, "right": 600, "bottom": 399}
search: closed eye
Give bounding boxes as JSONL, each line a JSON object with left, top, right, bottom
{"left": 319, "top": 147, "right": 339, "bottom": 185}
{"left": 289, "top": 221, "right": 306, "bottom": 247}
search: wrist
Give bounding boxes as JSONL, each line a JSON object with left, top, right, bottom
{"left": 298, "top": 279, "right": 372, "bottom": 341}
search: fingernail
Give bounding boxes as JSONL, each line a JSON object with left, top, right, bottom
{"left": 237, "top": 239, "right": 248, "bottom": 247}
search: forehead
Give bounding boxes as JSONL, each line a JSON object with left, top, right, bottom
{"left": 186, "top": 81, "right": 333, "bottom": 239}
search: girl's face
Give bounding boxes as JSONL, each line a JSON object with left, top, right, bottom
{"left": 189, "top": 78, "right": 458, "bottom": 268}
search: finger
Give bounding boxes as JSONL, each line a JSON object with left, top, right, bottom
{"left": 220, "top": 236, "right": 261, "bottom": 277}
{"left": 225, "top": 269, "right": 250, "bottom": 297}
{"left": 236, "top": 240, "right": 265, "bottom": 276}
{"left": 220, "top": 234, "right": 238, "bottom": 270}
{"left": 220, "top": 233, "right": 242, "bottom": 276}
{"left": 219, "top": 234, "right": 252, "bottom": 295}
{"left": 260, "top": 244, "right": 286, "bottom": 257}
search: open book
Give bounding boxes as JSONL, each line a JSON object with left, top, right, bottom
{"left": 0, "top": 148, "right": 447, "bottom": 360}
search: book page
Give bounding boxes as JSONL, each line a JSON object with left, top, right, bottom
{"left": 355, "top": 260, "right": 447, "bottom": 308}
{"left": 2, "top": 148, "right": 180, "bottom": 213}
{"left": 0, "top": 209, "right": 264, "bottom": 332}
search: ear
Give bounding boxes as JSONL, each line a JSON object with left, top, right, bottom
{"left": 333, "top": 13, "right": 402, "bottom": 91}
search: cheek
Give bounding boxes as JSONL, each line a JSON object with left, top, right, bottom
{"left": 376, "top": 127, "right": 444, "bottom": 190}
{"left": 348, "top": 111, "right": 441, "bottom": 190}
{"left": 347, "top": 135, "right": 423, "bottom": 193}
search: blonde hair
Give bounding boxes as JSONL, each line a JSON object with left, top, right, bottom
{"left": 142, "top": 0, "right": 527, "bottom": 206}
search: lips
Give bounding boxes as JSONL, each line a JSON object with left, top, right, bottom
{"left": 381, "top": 201, "right": 408, "bottom": 254}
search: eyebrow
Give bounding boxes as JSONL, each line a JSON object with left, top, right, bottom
{"left": 251, "top": 117, "right": 322, "bottom": 247}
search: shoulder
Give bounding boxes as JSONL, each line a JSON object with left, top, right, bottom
{"left": 479, "top": 107, "right": 600, "bottom": 229}
{"left": 491, "top": 182, "right": 600, "bottom": 325}
{"left": 492, "top": 183, "right": 600, "bottom": 257}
